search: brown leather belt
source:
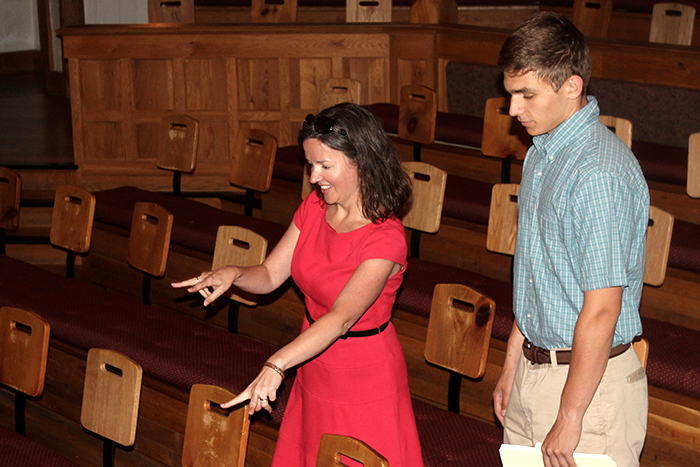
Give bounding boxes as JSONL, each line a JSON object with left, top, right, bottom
{"left": 522, "top": 339, "right": 631, "bottom": 365}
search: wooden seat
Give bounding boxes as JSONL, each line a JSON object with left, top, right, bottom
{"left": 0, "top": 307, "right": 50, "bottom": 435}
{"left": 156, "top": 114, "right": 199, "bottom": 196}
{"left": 0, "top": 167, "right": 21, "bottom": 255}
{"left": 316, "top": 434, "right": 389, "bottom": 467}
{"left": 127, "top": 202, "right": 174, "bottom": 305}
{"left": 346, "top": 0, "right": 392, "bottom": 23}
{"left": 398, "top": 84, "right": 437, "bottom": 162}
{"left": 649, "top": 3, "right": 696, "bottom": 46}
{"left": 81, "top": 348, "right": 142, "bottom": 467}
{"left": 211, "top": 226, "right": 268, "bottom": 333}
{"left": 318, "top": 78, "right": 362, "bottom": 111}
{"left": 573, "top": 0, "right": 612, "bottom": 38}
{"left": 689, "top": 132, "right": 699, "bottom": 198}
{"left": 481, "top": 97, "right": 531, "bottom": 183}
{"left": 50, "top": 185, "right": 96, "bottom": 279}
{"left": 599, "top": 115, "right": 632, "bottom": 149}
{"left": 251, "top": 0, "right": 297, "bottom": 23}
{"left": 230, "top": 128, "right": 278, "bottom": 216}
{"left": 182, "top": 384, "right": 250, "bottom": 467}
{"left": 645, "top": 205, "right": 674, "bottom": 287}
{"left": 148, "top": 0, "right": 195, "bottom": 23}
{"left": 409, "top": 0, "right": 457, "bottom": 25}
{"left": 424, "top": 284, "right": 495, "bottom": 413}
{"left": 400, "top": 161, "right": 447, "bottom": 258}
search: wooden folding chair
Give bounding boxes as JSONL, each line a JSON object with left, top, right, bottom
{"left": 573, "top": 0, "right": 612, "bottom": 38}
{"left": 251, "top": 0, "right": 297, "bottom": 22}
{"left": 127, "top": 202, "right": 174, "bottom": 305}
{"left": 688, "top": 132, "right": 699, "bottom": 198}
{"left": 633, "top": 337, "right": 649, "bottom": 369}
{"left": 318, "top": 78, "right": 362, "bottom": 111}
{"left": 50, "top": 185, "right": 96, "bottom": 279}
{"left": 486, "top": 183, "right": 519, "bottom": 256}
{"left": 156, "top": 114, "right": 200, "bottom": 197}
{"left": 0, "top": 307, "right": 50, "bottom": 435}
{"left": 81, "top": 348, "right": 142, "bottom": 467}
{"left": 599, "top": 115, "right": 633, "bottom": 149}
{"left": 409, "top": 0, "right": 457, "bottom": 24}
{"left": 316, "top": 434, "right": 390, "bottom": 467}
{"left": 148, "top": 0, "right": 195, "bottom": 23}
{"left": 230, "top": 128, "right": 278, "bottom": 217}
{"left": 645, "top": 206, "right": 674, "bottom": 287}
{"left": 424, "top": 284, "right": 495, "bottom": 414}
{"left": 182, "top": 384, "right": 250, "bottom": 467}
{"left": 649, "top": 3, "right": 696, "bottom": 46}
{"left": 398, "top": 84, "right": 437, "bottom": 162}
{"left": 0, "top": 167, "right": 21, "bottom": 255}
{"left": 400, "top": 161, "right": 447, "bottom": 258}
{"left": 211, "top": 226, "right": 268, "bottom": 333}
{"left": 346, "top": 0, "right": 392, "bottom": 23}
{"left": 481, "top": 97, "right": 530, "bottom": 183}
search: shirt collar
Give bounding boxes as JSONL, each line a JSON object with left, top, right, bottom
{"left": 531, "top": 95, "right": 599, "bottom": 157}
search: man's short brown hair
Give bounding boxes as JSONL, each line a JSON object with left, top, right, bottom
{"left": 498, "top": 12, "right": 591, "bottom": 93}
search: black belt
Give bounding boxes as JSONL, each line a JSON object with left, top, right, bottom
{"left": 305, "top": 309, "right": 389, "bottom": 339}
{"left": 522, "top": 338, "right": 631, "bottom": 365}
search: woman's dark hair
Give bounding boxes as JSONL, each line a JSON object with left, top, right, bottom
{"left": 298, "top": 103, "right": 412, "bottom": 223}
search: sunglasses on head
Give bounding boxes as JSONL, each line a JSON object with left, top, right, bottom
{"left": 304, "top": 113, "right": 347, "bottom": 137}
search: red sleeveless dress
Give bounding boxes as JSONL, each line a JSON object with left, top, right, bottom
{"left": 270, "top": 193, "right": 424, "bottom": 467}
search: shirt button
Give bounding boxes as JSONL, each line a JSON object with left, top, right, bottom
{"left": 527, "top": 314, "right": 532, "bottom": 318}
{"left": 537, "top": 171, "right": 542, "bottom": 176}
{"left": 529, "top": 279, "right": 533, "bottom": 283}
{"left": 548, "top": 155, "right": 553, "bottom": 161}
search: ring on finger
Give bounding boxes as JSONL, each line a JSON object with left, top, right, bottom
{"left": 196, "top": 276, "right": 202, "bottom": 283}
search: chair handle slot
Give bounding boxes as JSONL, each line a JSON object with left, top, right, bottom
{"left": 585, "top": 2, "right": 602, "bottom": 9}
{"left": 665, "top": 9, "right": 683, "bottom": 17}
{"left": 451, "top": 298, "right": 474, "bottom": 313}
{"left": 0, "top": 177, "right": 9, "bottom": 184}
{"left": 208, "top": 401, "right": 232, "bottom": 417}
{"left": 412, "top": 172, "right": 431, "bottom": 183}
{"left": 359, "top": 1, "right": 380, "bottom": 6}
{"left": 648, "top": 218, "right": 655, "bottom": 227}
{"left": 143, "top": 214, "right": 160, "bottom": 225}
{"left": 509, "top": 194, "right": 518, "bottom": 203}
{"left": 498, "top": 106, "right": 509, "bottom": 115}
{"left": 104, "top": 363, "right": 124, "bottom": 377}
{"left": 67, "top": 195, "right": 83, "bottom": 206}
{"left": 332, "top": 86, "right": 349, "bottom": 92}
{"left": 409, "top": 93, "right": 426, "bottom": 101}
{"left": 247, "top": 138, "right": 265, "bottom": 147}
{"left": 160, "top": 1, "right": 182, "bottom": 7}
{"left": 12, "top": 320, "right": 33, "bottom": 335}
{"left": 230, "top": 237, "right": 251, "bottom": 250}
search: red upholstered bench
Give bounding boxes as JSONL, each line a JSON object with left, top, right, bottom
{"left": 0, "top": 425, "right": 80, "bottom": 467}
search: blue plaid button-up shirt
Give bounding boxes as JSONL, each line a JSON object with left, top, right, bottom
{"left": 513, "top": 96, "right": 649, "bottom": 349}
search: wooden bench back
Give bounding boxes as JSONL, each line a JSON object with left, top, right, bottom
{"left": 689, "top": 132, "right": 699, "bottom": 198}
{"left": 318, "top": 78, "right": 362, "bottom": 111}
{"left": 424, "top": 284, "right": 495, "bottom": 379}
{"left": 148, "top": 0, "right": 195, "bottom": 23}
{"left": 230, "top": 128, "right": 278, "bottom": 193}
{"left": 573, "top": 0, "right": 612, "bottom": 38}
{"left": 633, "top": 337, "right": 649, "bottom": 369}
{"left": 127, "top": 202, "right": 174, "bottom": 277}
{"left": 0, "top": 307, "right": 50, "bottom": 398}
{"left": 650, "top": 3, "right": 696, "bottom": 46}
{"left": 400, "top": 161, "right": 447, "bottom": 234}
{"left": 316, "top": 434, "right": 389, "bottom": 467}
{"left": 481, "top": 97, "right": 529, "bottom": 161}
{"left": 346, "top": 0, "right": 392, "bottom": 22}
{"left": 50, "top": 185, "right": 96, "bottom": 254}
{"left": 81, "top": 348, "right": 143, "bottom": 447}
{"left": 183, "top": 384, "right": 250, "bottom": 467}
{"left": 645, "top": 206, "right": 674, "bottom": 287}
{"left": 599, "top": 115, "right": 632, "bottom": 149}
{"left": 156, "top": 114, "right": 199, "bottom": 174}
{"left": 409, "top": 0, "right": 457, "bottom": 24}
{"left": 398, "top": 84, "right": 437, "bottom": 145}
{"left": 0, "top": 167, "right": 21, "bottom": 231}
{"left": 251, "top": 0, "right": 298, "bottom": 23}
{"left": 212, "top": 226, "right": 268, "bottom": 306}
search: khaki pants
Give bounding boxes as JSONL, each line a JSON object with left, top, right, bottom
{"left": 504, "top": 346, "right": 648, "bottom": 467}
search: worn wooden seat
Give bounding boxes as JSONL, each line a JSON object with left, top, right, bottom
{"left": 573, "top": 0, "right": 612, "bottom": 38}
{"left": 148, "top": 0, "right": 195, "bottom": 23}
{"left": 649, "top": 2, "right": 696, "bottom": 45}
{"left": 398, "top": 84, "right": 437, "bottom": 162}
{"left": 127, "top": 202, "right": 174, "bottom": 305}
{"left": 346, "top": 0, "right": 392, "bottom": 22}
{"left": 251, "top": 0, "right": 297, "bottom": 22}
{"left": 81, "top": 348, "right": 143, "bottom": 466}
{"left": 50, "top": 185, "right": 96, "bottom": 278}
{"left": 156, "top": 114, "right": 200, "bottom": 196}
{"left": 689, "top": 132, "right": 699, "bottom": 198}
{"left": 409, "top": 0, "right": 457, "bottom": 24}
{"left": 212, "top": 225, "right": 268, "bottom": 332}
{"left": 316, "top": 434, "right": 389, "bottom": 467}
{"left": 480, "top": 97, "right": 530, "bottom": 183}
{"left": 599, "top": 115, "right": 633, "bottom": 149}
{"left": 0, "top": 307, "right": 50, "bottom": 435}
{"left": 424, "top": 284, "right": 495, "bottom": 413}
{"left": 318, "top": 78, "right": 362, "bottom": 111}
{"left": 230, "top": 128, "right": 278, "bottom": 216}
{"left": 182, "top": 384, "right": 250, "bottom": 467}
{"left": 0, "top": 167, "right": 21, "bottom": 255}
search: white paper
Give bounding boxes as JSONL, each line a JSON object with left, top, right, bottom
{"left": 500, "top": 443, "right": 617, "bottom": 467}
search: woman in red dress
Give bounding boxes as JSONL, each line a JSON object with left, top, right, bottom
{"left": 173, "top": 103, "right": 424, "bottom": 467}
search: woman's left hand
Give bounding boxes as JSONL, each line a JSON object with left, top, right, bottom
{"left": 221, "top": 364, "right": 284, "bottom": 415}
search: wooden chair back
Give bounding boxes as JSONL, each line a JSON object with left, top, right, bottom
{"left": 251, "top": 0, "right": 297, "bottom": 23}
{"left": 148, "top": 0, "right": 195, "bottom": 23}
{"left": 182, "top": 384, "right": 250, "bottom": 467}
{"left": 409, "top": 0, "right": 457, "bottom": 24}
{"left": 81, "top": 348, "right": 143, "bottom": 447}
{"left": 400, "top": 161, "right": 447, "bottom": 234}
{"left": 425, "top": 284, "right": 495, "bottom": 379}
{"left": 346, "top": 0, "right": 392, "bottom": 23}
{"left": 212, "top": 226, "right": 268, "bottom": 306}
{"left": 645, "top": 206, "right": 674, "bottom": 287}
{"left": 599, "top": 115, "right": 633, "bottom": 149}
{"left": 486, "top": 183, "right": 519, "bottom": 256}
{"left": 127, "top": 202, "right": 174, "bottom": 278}
{"left": 0, "top": 307, "right": 50, "bottom": 398}
{"left": 0, "top": 167, "right": 21, "bottom": 232}
{"left": 649, "top": 3, "right": 696, "bottom": 46}
{"left": 316, "top": 434, "right": 389, "bottom": 467}
{"left": 156, "top": 114, "right": 199, "bottom": 175}
{"left": 398, "top": 84, "right": 437, "bottom": 146}
{"left": 688, "top": 132, "right": 700, "bottom": 198}
{"left": 573, "top": 0, "right": 612, "bottom": 38}
{"left": 319, "top": 78, "right": 362, "bottom": 111}
{"left": 230, "top": 128, "right": 278, "bottom": 193}
{"left": 633, "top": 337, "right": 649, "bottom": 369}
{"left": 50, "top": 185, "right": 96, "bottom": 254}
{"left": 481, "top": 97, "right": 530, "bottom": 161}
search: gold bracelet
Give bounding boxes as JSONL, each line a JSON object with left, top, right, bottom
{"left": 263, "top": 361, "right": 285, "bottom": 381}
